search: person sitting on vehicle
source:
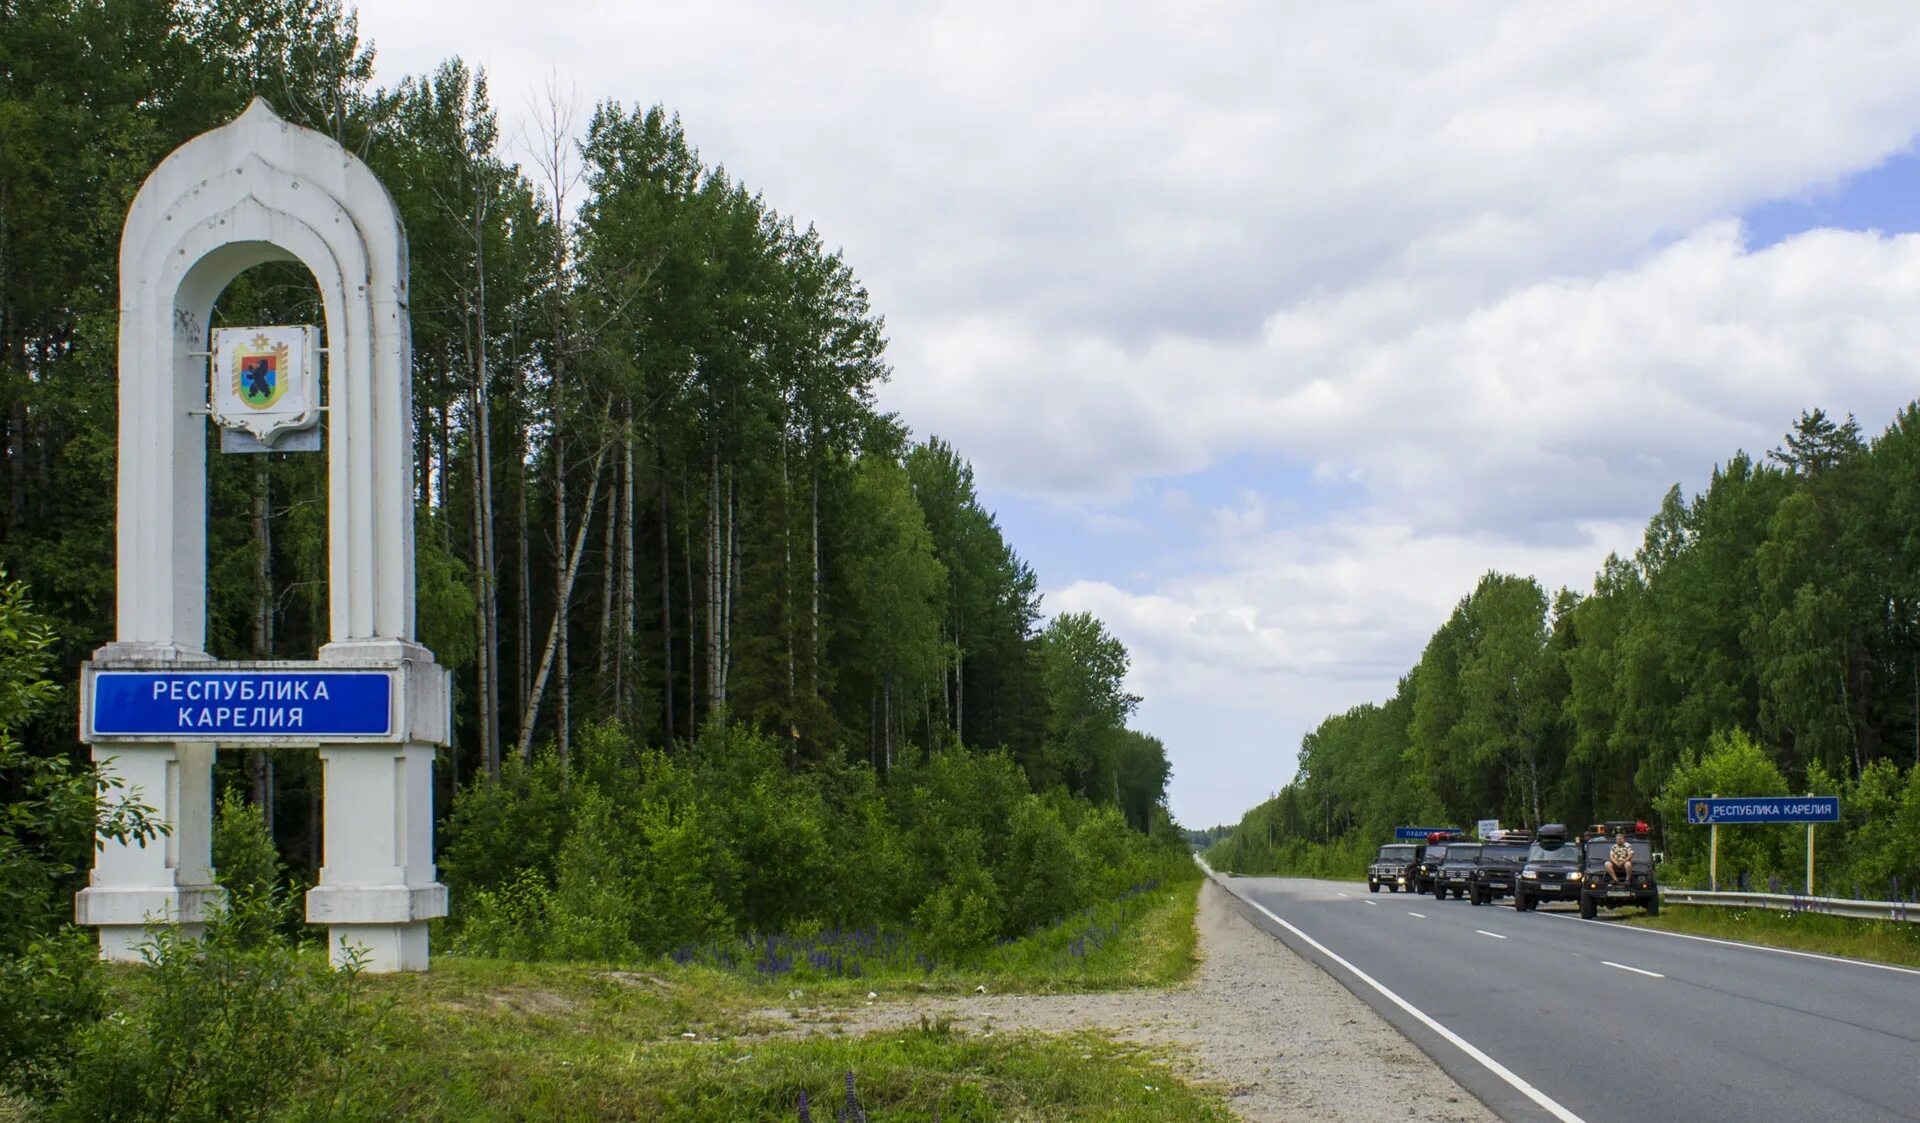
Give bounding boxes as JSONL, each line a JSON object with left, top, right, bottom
{"left": 1606, "top": 833, "right": 1634, "bottom": 883}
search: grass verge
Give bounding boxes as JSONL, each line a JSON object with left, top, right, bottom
{"left": 56, "top": 880, "right": 1219, "bottom": 1121}
{"left": 336, "top": 1009, "right": 1227, "bottom": 1121}
{"left": 606, "top": 876, "right": 1204, "bottom": 1004}
{"left": 334, "top": 880, "right": 1215, "bottom": 1119}
{"left": 1626, "top": 904, "right": 1920, "bottom": 968}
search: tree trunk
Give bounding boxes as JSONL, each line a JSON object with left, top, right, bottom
{"left": 659, "top": 442, "right": 675, "bottom": 741}
{"left": 810, "top": 452, "right": 822, "bottom": 699}
{"left": 781, "top": 424, "right": 795, "bottom": 707}
{"left": 620, "top": 432, "right": 636, "bottom": 719}
{"left": 598, "top": 456, "right": 618, "bottom": 680}
{"left": 473, "top": 175, "right": 502, "bottom": 777}
{"left": 706, "top": 448, "right": 722, "bottom": 717}
{"left": 683, "top": 473, "right": 697, "bottom": 731}
{"left": 721, "top": 458, "right": 737, "bottom": 708}
{"left": 517, "top": 444, "right": 610, "bottom": 762}
{"left": 556, "top": 437, "right": 571, "bottom": 763}
{"left": 517, "top": 444, "right": 533, "bottom": 744}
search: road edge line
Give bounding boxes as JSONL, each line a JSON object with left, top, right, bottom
{"left": 1216, "top": 876, "right": 1586, "bottom": 1123}
{"left": 1542, "top": 912, "right": 1920, "bottom": 976}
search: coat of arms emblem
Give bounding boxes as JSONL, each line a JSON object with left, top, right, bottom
{"left": 210, "top": 325, "right": 319, "bottom": 443}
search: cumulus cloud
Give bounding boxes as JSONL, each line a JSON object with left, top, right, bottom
{"left": 357, "top": 2, "right": 1920, "bottom": 823}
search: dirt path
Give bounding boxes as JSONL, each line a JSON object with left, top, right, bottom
{"left": 768, "top": 879, "right": 1497, "bottom": 1122}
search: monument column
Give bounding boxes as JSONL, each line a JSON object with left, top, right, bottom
{"left": 73, "top": 742, "right": 219, "bottom": 960}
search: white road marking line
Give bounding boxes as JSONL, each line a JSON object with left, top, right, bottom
{"left": 1543, "top": 912, "right": 1920, "bottom": 977}
{"left": 1602, "top": 961, "right": 1664, "bottom": 978}
{"left": 1363, "top": 900, "right": 1379, "bottom": 906}
{"left": 1475, "top": 930, "right": 1507, "bottom": 940}
{"left": 1407, "top": 911, "right": 1428, "bottom": 918}
{"left": 1222, "top": 881, "right": 1588, "bottom": 1123}
{"left": 1337, "top": 892, "right": 1350, "bottom": 898}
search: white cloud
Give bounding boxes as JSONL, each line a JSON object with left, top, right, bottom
{"left": 354, "top": 2, "right": 1920, "bottom": 825}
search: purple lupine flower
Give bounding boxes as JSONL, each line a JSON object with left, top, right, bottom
{"left": 798, "top": 1089, "right": 812, "bottom": 1123}
{"left": 838, "top": 1070, "right": 865, "bottom": 1123}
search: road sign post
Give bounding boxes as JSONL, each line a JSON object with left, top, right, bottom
{"left": 1710, "top": 792, "right": 1718, "bottom": 891}
{"left": 1808, "top": 822, "right": 1816, "bottom": 898}
{"left": 1686, "top": 795, "right": 1837, "bottom": 897}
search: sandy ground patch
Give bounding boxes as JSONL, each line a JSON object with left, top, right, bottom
{"left": 763, "top": 879, "right": 1496, "bottom": 1122}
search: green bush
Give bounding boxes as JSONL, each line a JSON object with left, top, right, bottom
{"left": 913, "top": 831, "right": 1003, "bottom": 959}
{"left": 438, "top": 720, "right": 1189, "bottom": 963}
{"left": 54, "top": 913, "right": 375, "bottom": 1123}
{"left": 210, "top": 791, "right": 291, "bottom": 949}
{"left": 0, "top": 930, "right": 104, "bottom": 1099}
{"left": 448, "top": 868, "right": 557, "bottom": 961}
{"left": 1001, "top": 797, "right": 1084, "bottom": 934}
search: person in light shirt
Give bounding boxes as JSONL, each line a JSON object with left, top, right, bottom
{"left": 1606, "top": 832, "right": 1634, "bottom": 884}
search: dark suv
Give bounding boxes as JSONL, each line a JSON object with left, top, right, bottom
{"left": 1512, "top": 824, "right": 1582, "bottom": 911}
{"left": 1367, "top": 843, "right": 1421, "bottom": 894}
{"left": 1412, "top": 832, "right": 1467, "bottom": 894}
{"left": 1577, "top": 823, "right": 1659, "bottom": 918}
{"left": 1433, "top": 843, "right": 1481, "bottom": 900}
{"left": 1468, "top": 833, "right": 1530, "bottom": 905}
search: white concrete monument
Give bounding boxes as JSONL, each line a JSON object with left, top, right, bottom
{"left": 75, "top": 99, "right": 451, "bottom": 972}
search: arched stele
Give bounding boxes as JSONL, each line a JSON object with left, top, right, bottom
{"left": 77, "top": 99, "right": 451, "bottom": 972}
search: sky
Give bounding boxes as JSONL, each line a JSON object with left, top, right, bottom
{"left": 359, "top": 2, "right": 1920, "bottom": 829}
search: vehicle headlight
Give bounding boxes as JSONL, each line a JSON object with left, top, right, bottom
{"left": 1522, "top": 870, "right": 1538, "bottom": 879}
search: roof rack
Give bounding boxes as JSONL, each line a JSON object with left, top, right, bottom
{"left": 1483, "top": 828, "right": 1533, "bottom": 842}
{"left": 1587, "top": 819, "right": 1651, "bottom": 838}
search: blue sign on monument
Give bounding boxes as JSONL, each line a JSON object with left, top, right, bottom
{"left": 1394, "top": 826, "right": 1457, "bottom": 840}
{"left": 89, "top": 670, "right": 392, "bottom": 738}
{"left": 1685, "top": 796, "right": 1839, "bottom": 825}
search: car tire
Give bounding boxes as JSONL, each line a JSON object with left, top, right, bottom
{"left": 1645, "top": 893, "right": 1660, "bottom": 916}
{"left": 1434, "top": 886, "right": 1446, "bottom": 901}
{"left": 1389, "top": 883, "right": 1400, "bottom": 893}
{"left": 1579, "top": 893, "right": 1597, "bottom": 920}
{"left": 1470, "top": 889, "right": 1484, "bottom": 906}
{"left": 1512, "top": 888, "right": 1527, "bottom": 911}
{"left": 1368, "top": 880, "right": 1379, "bottom": 893}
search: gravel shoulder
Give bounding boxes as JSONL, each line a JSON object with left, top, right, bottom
{"left": 765, "top": 878, "right": 1498, "bottom": 1122}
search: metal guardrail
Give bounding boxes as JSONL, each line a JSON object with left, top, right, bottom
{"left": 1660, "top": 887, "right": 1919, "bottom": 923}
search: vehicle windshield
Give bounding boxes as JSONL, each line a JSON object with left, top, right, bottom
{"left": 1585, "top": 838, "right": 1651, "bottom": 868}
{"left": 1423, "top": 844, "right": 1449, "bottom": 863}
{"left": 1527, "top": 841, "right": 1575, "bottom": 863}
{"left": 1441, "top": 845, "right": 1481, "bottom": 867}
{"left": 1478, "top": 842, "right": 1528, "bottom": 863}
{"left": 1376, "top": 845, "right": 1416, "bottom": 863}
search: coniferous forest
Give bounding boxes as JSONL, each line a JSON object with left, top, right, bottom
{"left": 1, "top": 0, "right": 1188, "bottom": 1021}
{"left": 1210, "top": 407, "right": 1920, "bottom": 898}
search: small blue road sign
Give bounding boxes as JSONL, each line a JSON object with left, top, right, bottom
{"left": 1685, "top": 796, "right": 1839, "bottom": 825}
{"left": 1394, "top": 826, "right": 1457, "bottom": 840}
{"left": 89, "top": 669, "right": 392, "bottom": 739}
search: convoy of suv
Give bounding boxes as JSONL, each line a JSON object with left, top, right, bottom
{"left": 1366, "top": 843, "right": 1419, "bottom": 893}
{"left": 1366, "top": 820, "right": 1661, "bottom": 917}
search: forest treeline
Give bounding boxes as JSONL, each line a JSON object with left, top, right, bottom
{"left": 1210, "top": 407, "right": 1920, "bottom": 897}
{"left": 0, "top": 0, "right": 1177, "bottom": 871}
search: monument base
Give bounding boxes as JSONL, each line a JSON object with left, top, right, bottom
{"left": 322, "top": 922, "right": 432, "bottom": 972}
{"left": 75, "top": 884, "right": 225, "bottom": 962}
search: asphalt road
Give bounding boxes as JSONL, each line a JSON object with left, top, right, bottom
{"left": 1212, "top": 872, "right": 1920, "bottom": 1123}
